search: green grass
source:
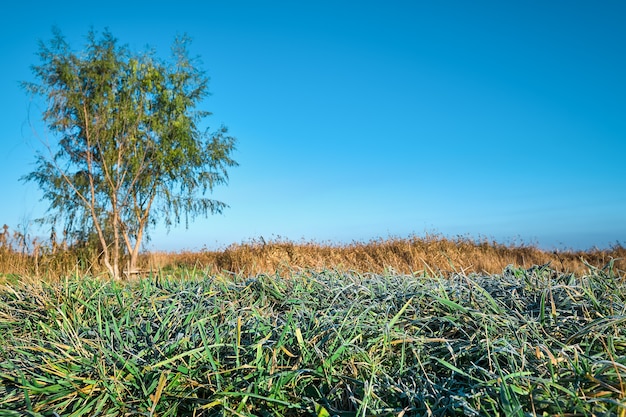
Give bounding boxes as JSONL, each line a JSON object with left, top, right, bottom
{"left": 0, "top": 264, "right": 625, "bottom": 416}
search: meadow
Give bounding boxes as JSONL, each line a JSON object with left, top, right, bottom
{"left": 0, "top": 234, "right": 625, "bottom": 416}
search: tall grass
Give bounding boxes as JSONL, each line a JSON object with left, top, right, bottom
{"left": 181, "top": 235, "right": 625, "bottom": 276}
{"left": 1, "top": 263, "right": 624, "bottom": 416}
{"left": 3, "top": 227, "right": 623, "bottom": 279}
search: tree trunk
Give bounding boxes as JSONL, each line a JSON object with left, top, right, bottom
{"left": 100, "top": 243, "right": 117, "bottom": 279}
{"left": 128, "top": 225, "right": 144, "bottom": 275}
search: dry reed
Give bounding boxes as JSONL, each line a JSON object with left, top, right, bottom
{"left": 1, "top": 228, "right": 624, "bottom": 280}
{"left": 147, "top": 235, "right": 624, "bottom": 278}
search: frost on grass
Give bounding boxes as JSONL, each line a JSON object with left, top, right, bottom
{"left": 0, "top": 265, "right": 624, "bottom": 416}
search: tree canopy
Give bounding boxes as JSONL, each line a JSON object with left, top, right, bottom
{"left": 22, "top": 28, "right": 237, "bottom": 279}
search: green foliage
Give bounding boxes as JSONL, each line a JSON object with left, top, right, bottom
{"left": 21, "top": 28, "right": 237, "bottom": 278}
{"left": 0, "top": 267, "right": 624, "bottom": 415}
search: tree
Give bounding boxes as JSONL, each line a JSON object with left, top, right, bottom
{"left": 22, "top": 28, "right": 237, "bottom": 279}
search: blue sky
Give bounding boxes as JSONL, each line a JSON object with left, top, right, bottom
{"left": 1, "top": 1, "right": 625, "bottom": 251}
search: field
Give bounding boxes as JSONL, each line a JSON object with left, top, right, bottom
{"left": 0, "top": 236, "right": 625, "bottom": 416}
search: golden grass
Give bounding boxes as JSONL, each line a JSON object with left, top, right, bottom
{"left": 1, "top": 233, "right": 624, "bottom": 279}
{"left": 146, "top": 234, "right": 624, "bottom": 277}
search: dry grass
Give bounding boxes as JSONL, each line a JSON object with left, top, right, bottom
{"left": 147, "top": 235, "right": 625, "bottom": 277}
{"left": 1, "top": 232, "right": 624, "bottom": 280}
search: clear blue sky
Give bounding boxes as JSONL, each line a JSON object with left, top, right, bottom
{"left": 1, "top": 1, "right": 625, "bottom": 251}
